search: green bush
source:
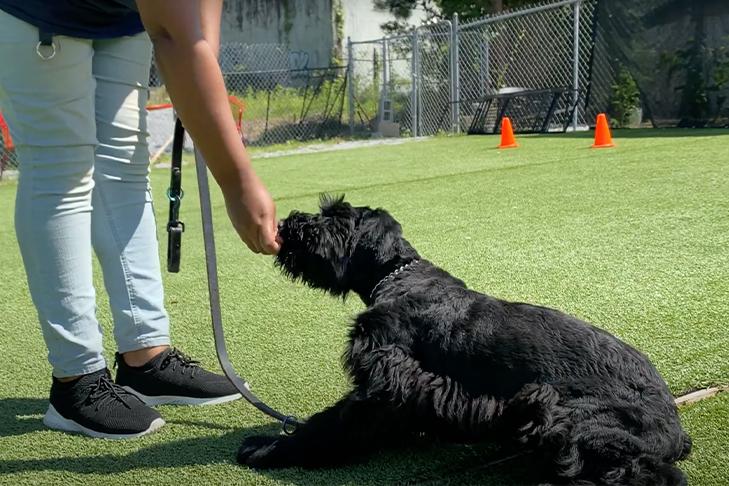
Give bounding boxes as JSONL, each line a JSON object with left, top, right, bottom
{"left": 610, "top": 67, "right": 641, "bottom": 128}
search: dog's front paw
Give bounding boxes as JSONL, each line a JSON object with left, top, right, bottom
{"left": 237, "top": 435, "right": 289, "bottom": 469}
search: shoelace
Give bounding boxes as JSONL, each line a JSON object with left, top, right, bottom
{"left": 160, "top": 348, "right": 200, "bottom": 378}
{"left": 85, "top": 373, "right": 132, "bottom": 411}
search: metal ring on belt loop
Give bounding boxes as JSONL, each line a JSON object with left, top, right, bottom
{"left": 36, "top": 41, "right": 57, "bottom": 61}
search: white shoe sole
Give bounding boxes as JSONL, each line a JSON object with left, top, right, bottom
{"left": 121, "top": 386, "right": 242, "bottom": 406}
{"left": 43, "top": 404, "right": 165, "bottom": 440}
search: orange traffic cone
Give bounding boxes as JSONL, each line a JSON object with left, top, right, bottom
{"left": 592, "top": 113, "right": 614, "bottom": 148}
{"left": 498, "top": 117, "right": 518, "bottom": 149}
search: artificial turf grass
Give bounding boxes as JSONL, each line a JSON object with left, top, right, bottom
{"left": 0, "top": 129, "right": 727, "bottom": 485}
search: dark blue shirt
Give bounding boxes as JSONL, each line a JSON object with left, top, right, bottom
{"left": 0, "top": 0, "right": 144, "bottom": 39}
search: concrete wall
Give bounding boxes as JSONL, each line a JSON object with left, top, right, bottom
{"left": 220, "top": 0, "right": 430, "bottom": 69}
{"left": 221, "top": 0, "right": 335, "bottom": 69}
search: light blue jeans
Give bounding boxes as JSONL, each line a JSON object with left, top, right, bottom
{"left": 0, "top": 10, "right": 170, "bottom": 378}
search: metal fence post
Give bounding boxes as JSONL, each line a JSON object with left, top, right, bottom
{"left": 379, "top": 38, "right": 390, "bottom": 128}
{"left": 411, "top": 29, "right": 420, "bottom": 137}
{"left": 347, "top": 36, "right": 355, "bottom": 136}
{"left": 478, "top": 29, "right": 491, "bottom": 98}
{"left": 451, "top": 14, "right": 461, "bottom": 134}
{"left": 572, "top": 0, "right": 581, "bottom": 130}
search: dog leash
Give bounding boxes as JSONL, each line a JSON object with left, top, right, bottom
{"left": 166, "top": 118, "right": 185, "bottom": 273}
{"left": 169, "top": 118, "right": 300, "bottom": 434}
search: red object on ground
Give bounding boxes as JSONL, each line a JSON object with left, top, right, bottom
{"left": 498, "top": 117, "right": 518, "bottom": 149}
{"left": 592, "top": 113, "right": 615, "bottom": 148}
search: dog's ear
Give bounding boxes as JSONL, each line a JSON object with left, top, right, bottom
{"left": 319, "top": 193, "right": 353, "bottom": 217}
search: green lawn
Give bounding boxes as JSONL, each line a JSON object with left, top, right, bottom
{"left": 1, "top": 130, "right": 727, "bottom": 485}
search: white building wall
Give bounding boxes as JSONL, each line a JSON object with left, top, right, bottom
{"left": 219, "top": 0, "right": 430, "bottom": 69}
{"left": 341, "top": 0, "right": 430, "bottom": 42}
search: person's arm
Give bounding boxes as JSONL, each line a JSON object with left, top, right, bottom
{"left": 199, "top": 0, "right": 223, "bottom": 58}
{"left": 136, "top": 0, "right": 279, "bottom": 254}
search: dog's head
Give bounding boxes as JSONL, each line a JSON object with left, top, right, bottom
{"left": 276, "top": 195, "right": 418, "bottom": 299}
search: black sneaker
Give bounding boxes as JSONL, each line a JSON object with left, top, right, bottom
{"left": 43, "top": 368, "right": 165, "bottom": 439}
{"left": 114, "top": 348, "right": 241, "bottom": 406}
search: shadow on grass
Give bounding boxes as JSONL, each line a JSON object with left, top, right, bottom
{"left": 0, "top": 399, "right": 541, "bottom": 485}
{"left": 0, "top": 398, "right": 48, "bottom": 438}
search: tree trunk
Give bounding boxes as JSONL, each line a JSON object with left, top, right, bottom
{"left": 493, "top": 0, "right": 504, "bottom": 12}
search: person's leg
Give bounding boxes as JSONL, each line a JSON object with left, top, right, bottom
{"left": 90, "top": 34, "right": 240, "bottom": 407}
{"left": 0, "top": 11, "right": 164, "bottom": 438}
{"left": 0, "top": 9, "right": 104, "bottom": 378}
{"left": 90, "top": 33, "right": 171, "bottom": 360}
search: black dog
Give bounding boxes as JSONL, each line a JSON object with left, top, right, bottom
{"left": 238, "top": 196, "right": 691, "bottom": 485}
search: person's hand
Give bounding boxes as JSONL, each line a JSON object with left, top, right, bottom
{"left": 137, "top": 0, "right": 278, "bottom": 255}
{"left": 223, "top": 173, "right": 280, "bottom": 255}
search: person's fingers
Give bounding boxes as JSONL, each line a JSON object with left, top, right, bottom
{"left": 241, "top": 229, "right": 262, "bottom": 254}
{"left": 258, "top": 220, "right": 280, "bottom": 255}
{"left": 259, "top": 231, "right": 280, "bottom": 255}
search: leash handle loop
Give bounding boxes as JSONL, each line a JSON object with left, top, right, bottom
{"left": 167, "top": 118, "right": 185, "bottom": 273}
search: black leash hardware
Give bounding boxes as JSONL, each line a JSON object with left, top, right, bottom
{"left": 36, "top": 30, "right": 57, "bottom": 60}
{"left": 167, "top": 118, "right": 185, "bottom": 273}
{"left": 169, "top": 119, "right": 302, "bottom": 434}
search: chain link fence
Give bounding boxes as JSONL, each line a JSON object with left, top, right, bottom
{"left": 219, "top": 43, "right": 348, "bottom": 146}
{"left": 348, "top": 0, "right": 601, "bottom": 138}
{"left": 148, "top": 42, "right": 349, "bottom": 150}
{"left": 583, "top": 2, "right": 617, "bottom": 127}
{"left": 1, "top": 0, "right": 604, "bottom": 171}
{"left": 457, "top": 0, "right": 590, "bottom": 132}
{"left": 348, "top": 22, "right": 456, "bottom": 139}
{"left": 416, "top": 21, "right": 456, "bottom": 136}
{"left": 348, "top": 35, "right": 414, "bottom": 137}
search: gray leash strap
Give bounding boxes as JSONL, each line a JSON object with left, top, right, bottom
{"left": 192, "top": 143, "right": 301, "bottom": 434}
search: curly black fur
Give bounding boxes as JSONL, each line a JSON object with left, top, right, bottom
{"left": 238, "top": 195, "right": 692, "bottom": 485}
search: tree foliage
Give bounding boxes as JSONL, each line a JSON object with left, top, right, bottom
{"left": 374, "top": 0, "right": 537, "bottom": 32}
